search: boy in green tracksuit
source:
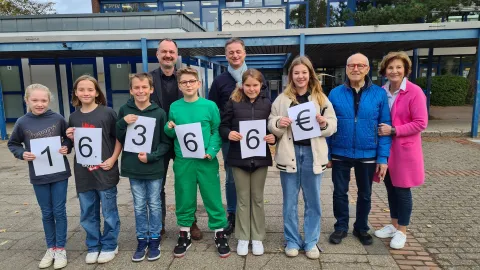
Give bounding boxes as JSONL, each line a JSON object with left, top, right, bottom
{"left": 116, "top": 73, "right": 171, "bottom": 262}
{"left": 164, "top": 67, "right": 230, "bottom": 258}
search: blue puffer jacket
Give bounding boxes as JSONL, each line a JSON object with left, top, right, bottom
{"left": 327, "top": 79, "right": 392, "bottom": 164}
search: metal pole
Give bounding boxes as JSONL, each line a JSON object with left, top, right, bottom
{"left": 141, "top": 38, "right": 148, "bottom": 72}
{"left": 426, "top": 48, "right": 434, "bottom": 115}
{"left": 471, "top": 35, "right": 480, "bottom": 137}
{"left": 326, "top": 0, "right": 330, "bottom": 27}
{"left": 0, "top": 81, "right": 7, "bottom": 140}
{"left": 412, "top": 48, "right": 418, "bottom": 82}
{"left": 54, "top": 57, "right": 65, "bottom": 116}
{"left": 300, "top": 33, "right": 305, "bottom": 56}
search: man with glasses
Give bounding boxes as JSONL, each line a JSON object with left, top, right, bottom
{"left": 150, "top": 38, "right": 203, "bottom": 240}
{"left": 327, "top": 53, "right": 392, "bottom": 246}
{"left": 208, "top": 37, "right": 268, "bottom": 232}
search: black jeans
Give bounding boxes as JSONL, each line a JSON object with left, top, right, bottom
{"left": 384, "top": 171, "right": 413, "bottom": 226}
{"left": 161, "top": 147, "right": 175, "bottom": 224}
{"left": 332, "top": 160, "right": 376, "bottom": 233}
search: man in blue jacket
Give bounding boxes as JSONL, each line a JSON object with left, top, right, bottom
{"left": 327, "top": 53, "right": 391, "bottom": 246}
{"left": 208, "top": 37, "right": 268, "bottom": 231}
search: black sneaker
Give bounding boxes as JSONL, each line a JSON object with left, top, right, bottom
{"left": 214, "top": 231, "right": 231, "bottom": 258}
{"left": 329, "top": 230, "right": 348, "bottom": 244}
{"left": 353, "top": 229, "right": 373, "bottom": 245}
{"left": 173, "top": 231, "right": 192, "bottom": 258}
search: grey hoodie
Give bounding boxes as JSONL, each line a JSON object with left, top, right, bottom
{"left": 8, "top": 110, "right": 72, "bottom": 185}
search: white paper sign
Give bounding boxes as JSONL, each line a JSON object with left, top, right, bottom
{"left": 74, "top": 128, "right": 102, "bottom": 165}
{"left": 287, "top": 101, "right": 321, "bottom": 141}
{"left": 239, "top": 120, "right": 266, "bottom": 159}
{"left": 124, "top": 116, "right": 156, "bottom": 154}
{"left": 30, "top": 136, "right": 66, "bottom": 176}
{"left": 174, "top": 123, "right": 206, "bottom": 159}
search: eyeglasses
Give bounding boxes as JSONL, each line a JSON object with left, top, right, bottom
{"left": 179, "top": 79, "right": 198, "bottom": 87}
{"left": 347, "top": 64, "right": 368, "bottom": 70}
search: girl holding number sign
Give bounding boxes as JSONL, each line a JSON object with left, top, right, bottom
{"left": 268, "top": 56, "right": 337, "bottom": 259}
{"left": 8, "top": 84, "right": 72, "bottom": 269}
{"left": 219, "top": 69, "right": 275, "bottom": 256}
{"left": 66, "top": 75, "right": 122, "bottom": 265}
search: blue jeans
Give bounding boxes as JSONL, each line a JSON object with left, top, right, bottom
{"left": 33, "top": 179, "right": 68, "bottom": 249}
{"left": 332, "top": 160, "right": 376, "bottom": 233}
{"left": 280, "top": 145, "right": 322, "bottom": 251}
{"left": 129, "top": 178, "right": 163, "bottom": 238}
{"left": 78, "top": 186, "right": 120, "bottom": 252}
{"left": 222, "top": 142, "right": 236, "bottom": 214}
{"left": 384, "top": 171, "right": 413, "bottom": 226}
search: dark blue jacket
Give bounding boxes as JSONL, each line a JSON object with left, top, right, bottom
{"left": 208, "top": 71, "right": 269, "bottom": 112}
{"left": 327, "top": 79, "right": 392, "bottom": 164}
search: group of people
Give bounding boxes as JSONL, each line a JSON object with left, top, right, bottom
{"left": 7, "top": 36, "right": 428, "bottom": 269}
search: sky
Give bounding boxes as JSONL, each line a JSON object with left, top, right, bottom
{"left": 38, "top": 0, "right": 93, "bottom": 14}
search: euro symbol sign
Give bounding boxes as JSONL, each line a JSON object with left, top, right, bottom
{"left": 296, "top": 109, "right": 313, "bottom": 131}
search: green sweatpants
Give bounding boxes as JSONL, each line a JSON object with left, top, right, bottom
{"left": 173, "top": 157, "right": 228, "bottom": 230}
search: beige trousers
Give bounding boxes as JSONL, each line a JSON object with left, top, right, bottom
{"left": 232, "top": 167, "right": 268, "bottom": 241}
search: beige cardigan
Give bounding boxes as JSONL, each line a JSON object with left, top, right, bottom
{"left": 268, "top": 93, "right": 337, "bottom": 174}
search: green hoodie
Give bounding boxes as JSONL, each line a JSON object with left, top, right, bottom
{"left": 117, "top": 98, "right": 171, "bottom": 179}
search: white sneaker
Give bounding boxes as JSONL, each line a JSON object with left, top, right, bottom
{"left": 252, "top": 240, "right": 264, "bottom": 256}
{"left": 38, "top": 248, "right": 55, "bottom": 269}
{"left": 236, "top": 240, "right": 249, "bottom": 256}
{"left": 375, "top": 224, "right": 397, "bottom": 239}
{"left": 97, "top": 246, "right": 119, "bottom": 264}
{"left": 85, "top": 251, "right": 99, "bottom": 264}
{"left": 53, "top": 249, "right": 67, "bottom": 269}
{"left": 285, "top": 248, "right": 298, "bottom": 257}
{"left": 390, "top": 231, "right": 407, "bottom": 249}
{"left": 305, "top": 246, "right": 320, "bottom": 259}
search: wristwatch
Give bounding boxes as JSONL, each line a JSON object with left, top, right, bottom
{"left": 391, "top": 127, "right": 396, "bottom": 136}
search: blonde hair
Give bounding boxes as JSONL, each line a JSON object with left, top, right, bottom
{"left": 379, "top": 51, "right": 412, "bottom": 77}
{"left": 176, "top": 67, "right": 200, "bottom": 81}
{"left": 24, "top": 84, "right": 53, "bottom": 112}
{"left": 231, "top": 69, "right": 263, "bottom": 103}
{"left": 284, "top": 56, "right": 326, "bottom": 107}
{"left": 72, "top": 75, "right": 107, "bottom": 107}
{"left": 129, "top": 72, "right": 154, "bottom": 89}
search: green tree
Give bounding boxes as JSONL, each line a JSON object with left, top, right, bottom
{"left": 0, "top": 0, "right": 55, "bottom": 16}
{"left": 289, "top": 0, "right": 328, "bottom": 28}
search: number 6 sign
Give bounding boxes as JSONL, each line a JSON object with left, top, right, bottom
{"left": 30, "top": 136, "right": 66, "bottom": 176}
{"left": 174, "top": 122, "right": 205, "bottom": 159}
{"left": 74, "top": 128, "right": 102, "bottom": 165}
{"left": 124, "top": 116, "right": 156, "bottom": 154}
{"left": 239, "top": 120, "right": 266, "bottom": 159}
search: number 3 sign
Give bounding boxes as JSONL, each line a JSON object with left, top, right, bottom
{"left": 74, "top": 128, "right": 102, "bottom": 165}
{"left": 124, "top": 116, "right": 156, "bottom": 154}
{"left": 239, "top": 120, "right": 266, "bottom": 159}
{"left": 174, "top": 122, "right": 206, "bottom": 159}
{"left": 30, "top": 136, "right": 66, "bottom": 176}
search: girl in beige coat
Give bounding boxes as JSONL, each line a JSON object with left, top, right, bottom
{"left": 268, "top": 56, "right": 337, "bottom": 259}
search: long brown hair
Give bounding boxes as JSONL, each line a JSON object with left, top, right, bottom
{"left": 72, "top": 75, "right": 107, "bottom": 107}
{"left": 230, "top": 68, "right": 264, "bottom": 103}
{"left": 284, "top": 56, "right": 326, "bottom": 107}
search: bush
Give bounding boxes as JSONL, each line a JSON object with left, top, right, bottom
{"left": 415, "top": 75, "right": 469, "bottom": 106}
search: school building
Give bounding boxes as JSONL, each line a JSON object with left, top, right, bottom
{"left": 0, "top": 0, "right": 480, "bottom": 139}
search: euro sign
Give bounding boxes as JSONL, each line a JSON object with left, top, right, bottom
{"left": 296, "top": 109, "right": 313, "bottom": 131}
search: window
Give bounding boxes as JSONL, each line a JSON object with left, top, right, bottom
{"left": 288, "top": 4, "right": 307, "bottom": 29}
{"left": 226, "top": 0, "right": 242, "bottom": 8}
{"left": 265, "top": 0, "right": 282, "bottom": 6}
{"left": 164, "top": 1, "right": 183, "bottom": 12}
{"left": 202, "top": 8, "right": 218, "bottom": 31}
{"left": 183, "top": 1, "right": 201, "bottom": 22}
{"left": 244, "top": 0, "right": 262, "bottom": 7}
{"left": 440, "top": 56, "right": 460, "bottom": 75}
{"left": 103, "top": 4, "right": 121, "bottom": 9}
{"left": 201, "top": 1, "right": 219, "bottom": 6}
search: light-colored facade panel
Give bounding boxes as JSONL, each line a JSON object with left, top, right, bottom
{"left": 222, "top": 7, "right": 286, "bottom": 31}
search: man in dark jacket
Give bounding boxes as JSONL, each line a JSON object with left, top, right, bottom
{"left": 149, "top": 38, "right": 202, "bottom": 240}
{"left": 327, "top": 53, "right": 392, "bottom": 246}
{"left": 208, "top": 37, "right": 269, "bottom": 230}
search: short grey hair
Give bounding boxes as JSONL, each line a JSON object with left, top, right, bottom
{"left": 346, "top": 53, "right": 370, "bottom": 67}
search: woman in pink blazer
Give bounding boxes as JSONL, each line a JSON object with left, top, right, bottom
{"left": 373, "top": 51, "right": 428, "bottom": 250}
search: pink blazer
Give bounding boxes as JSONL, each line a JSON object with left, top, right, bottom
{"left": 388, "top": 79, "right": 428, "bottom": 188}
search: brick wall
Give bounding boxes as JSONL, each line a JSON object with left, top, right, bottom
{"left": 91, "top": 0, "right": 100, "bottom": 13}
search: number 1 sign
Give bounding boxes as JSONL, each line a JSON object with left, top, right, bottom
{"left": 74, "top": 128, "right": 102, "bottom": 165}
{"left": 30, "top": 136, "right": 66, "bottom": 176}
{"left": 239, "top": 120, "right": 266, "bottom": 159}
{"left": 174, "top": 122, "right": 206, "bottom": 159}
